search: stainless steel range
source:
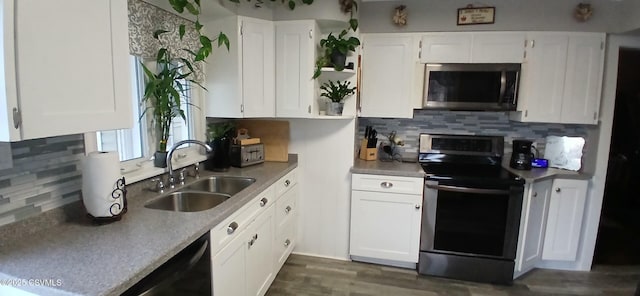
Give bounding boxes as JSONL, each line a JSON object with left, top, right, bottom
{"left": 417, "top": 134, "right": 525, "bottom": 285}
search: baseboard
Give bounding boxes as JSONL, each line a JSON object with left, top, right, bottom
{"left": 350, "top": 255, "right": 417, "bottom": 269}
{"left": 291, "top": 251, "right": 350, "bottom": 261}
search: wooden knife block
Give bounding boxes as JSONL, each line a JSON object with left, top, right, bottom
{"left": 359, "top": 139, "right": 377, "bottom": 161}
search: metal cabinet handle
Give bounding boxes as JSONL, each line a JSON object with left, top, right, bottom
{"left": 227, "top": 222, "right": 238, "bottom": 235}
{"left": 248, "top": 234, "right": 258, "bottom": 248}
{"left": 555, "top": 188, "right": 561, "bottom": 193}
{"left": 284, "top": 180, "right": 291, "bottom": 187}
{"left": 260, "top": 198, "right": 268, "bottom": 207}
{"left": 533, "top": 192, "right": 538, "bottom": 197}
{"left": 380, "top": 182, "right": 393, "bottom": 189}
{"left": 284, "top": 239, "right": 291, "bottom": 247}
{"left": 415, "top": 204, "right": 421, "bottom": 209}
{"left": 285, "top": 205, "right": 292, "bottom": 214}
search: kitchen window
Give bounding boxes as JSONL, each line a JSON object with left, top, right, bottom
{"left": 85, "top": 55, "right": 207, "bottom": 183}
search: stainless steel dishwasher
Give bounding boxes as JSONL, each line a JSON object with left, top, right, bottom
{"left": 122, "top": 233, "right": 211, "bottom": 296}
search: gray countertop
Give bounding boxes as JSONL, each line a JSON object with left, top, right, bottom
{"left": 0, "top": 159, "right": 297, "bottom": 296}
{"left": 352, "top": 157, "right": 591, "bottom": 182}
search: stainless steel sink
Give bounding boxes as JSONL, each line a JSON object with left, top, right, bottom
{"left": 144, "top": 192, "right": 231, "bottom": 212}
{"left": 144, "top": 176, "right": 255, "bottom": 212}
{"left": 182, "top": 176, "right": 256, "bottom": 196}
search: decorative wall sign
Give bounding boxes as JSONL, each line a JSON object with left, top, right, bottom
{"left": 457, "top": 6, "right": 495, "bottom": 25}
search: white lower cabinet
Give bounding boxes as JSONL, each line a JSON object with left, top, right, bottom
{"left": 514, "top": 179, "right": 552, "bottom": 278}
{"left": 350, "top": 174, "right": 423, "bottom": 265}
{"left": 542, "top": 178, "right": 588, "bottom": 261}
{"left": 211, "top": 168, "right": 298, "bottom": 296}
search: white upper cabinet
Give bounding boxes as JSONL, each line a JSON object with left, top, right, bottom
{"left": 511, "top": 32, "right": 604, "bottom": 125}
{"left": 205, "top": 16, "right": 275, "bottom": 118}
{"left": 360, "top": 34, "right": 420, "bottom": 118}
{"left": 1, "top": 0, "right": 132, "bottom": 141}
{"left": 419, "top": 32, "right": 524, "bottom": 63}
{"left": 561, "top": 34, "right": 605, "bottom": 124}
{"left": 472, "top": 32, "right": 525, "bottom": 63}
{"left": 420, "top": 33, "right": 472, "bottom": 63}
{"left": 542, "top": 178, "right": 588, "bottom": 262}
{"left": 275, "top": 20, "right": 318, "bottom": 118}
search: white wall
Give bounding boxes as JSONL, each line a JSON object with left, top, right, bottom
{"left": 288, "top": 118, "right": 356, "bottom": 260}
{"left": 619, "top": 0, "right": 640, "bottom": 34}
{"left": 360, "top": 0, "right": 625, "bottom": 33}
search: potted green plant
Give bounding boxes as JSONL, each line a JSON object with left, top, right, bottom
{"left": 320, "top": 80, "right": 356, "bottom": 116}
{"left": 313, "top": 30, "right": 360, "bottom": 79}
{"left": 142, "top": 0, "right": 230, "bottom": 168}
{"left": 204, "top": 122, "right": 235, "bottom": 171}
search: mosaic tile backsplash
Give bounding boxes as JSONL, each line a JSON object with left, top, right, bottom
{"left": 0, "top": 135, "right": 84, "bottom": 227}
{"left": 358, "top": 110, "right": 590, "bottom": 157}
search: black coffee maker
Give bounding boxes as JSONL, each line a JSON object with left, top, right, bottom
{"left": 510, "top": 140, "right": 533, "bottom": 170}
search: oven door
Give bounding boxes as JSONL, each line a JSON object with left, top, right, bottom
{"left": 421, "top": 180, "right": 523, "bottom": 260}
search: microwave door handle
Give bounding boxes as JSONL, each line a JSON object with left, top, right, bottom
{"left": 426, "top": 183, "right": 511, "bottom": 195}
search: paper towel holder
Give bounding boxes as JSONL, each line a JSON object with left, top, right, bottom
{"left": 87, "top": 177, "right": 128, "bottom": 225}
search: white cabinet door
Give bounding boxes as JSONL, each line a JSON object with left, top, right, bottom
{"left": 472, "top": 32, "right": 525, "bottom": 63}
{"left": 561, "top": 34, "right": 605, "bottom": 124}
{"left": 542, "top": 179, "right": 588, "bottom": 261}
{"left": 242, "top": 18, "right": 275, "bottom": 118}
{"left": 515, "top": 34, "right": 568, "bottom": 123}
{"left": 515, "top": 179, "right": 552, "bottom": 277}
{"left": 420, "top": 33, "right": 472, "bottom": 63}
{"left": 204, "top": 16, "right": 274, "bottom": 118}
{"left": 2, "top": 0, "right": 131, "bottom": 141}
{"left": 246, "top": 204, "right": 275, "bottom": 296}
{"left": 211, "top": 227, "right": 248, "bottom": 296}
{"left": 511, "top": 32, "right": 605, "bottom": 125}
{"left": 350, "top": 190, "right": 422, "bottom": 263}
{"left": 275, "top": 20, "right": 317, "bottom": 118}
{"left": 360, "top": 34, "right": 417, "bottom": 118}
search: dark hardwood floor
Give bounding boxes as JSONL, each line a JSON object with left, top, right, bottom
{"left": 266, "top": 254, "right": 640, "bottom": 296}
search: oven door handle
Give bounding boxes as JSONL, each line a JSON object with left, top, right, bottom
{"left": 426, "top": 184, "right": 511, "bottom": 195}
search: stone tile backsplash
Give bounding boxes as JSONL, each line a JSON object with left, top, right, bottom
{"left": 0, "top": 134, "right": 84, "bottom": 227}
{"left": 358, "top": 110, "right": 590, "bottom": 157}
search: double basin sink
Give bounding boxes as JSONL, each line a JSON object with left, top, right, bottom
{"left": 144, "top": 176, "right": 256, "bottom": 212}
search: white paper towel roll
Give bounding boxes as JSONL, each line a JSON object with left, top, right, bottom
{"left": 82, "top": 151, "right": 124, "bottom": 218}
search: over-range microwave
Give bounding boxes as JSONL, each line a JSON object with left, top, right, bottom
{"left": 422, "top": 63, "right": 520, "bottom": 111}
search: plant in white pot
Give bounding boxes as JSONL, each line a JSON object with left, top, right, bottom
{"left": 320, "top": 80, "right": 356, "bottom": 116}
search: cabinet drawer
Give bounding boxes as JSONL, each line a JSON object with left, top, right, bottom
{"left": 211, "top": 185, "right": 276, "bottom": 254}
{"left": 352, "top": 174, "right": 423, "bottom": 195}
{"left": 276, "top": 184, "right": 297, "bottom": 229}
{"left": 276, "top": 169, "right": 298, "bottom": 197}
{"left": 275, "top": 216, "right": 296, "bottom": 269}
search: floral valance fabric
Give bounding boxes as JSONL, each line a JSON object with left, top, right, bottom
{"left": 128, "top": 0, "right": 204, "bottom": 82}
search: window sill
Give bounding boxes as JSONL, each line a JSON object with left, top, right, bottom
{"left": 123, "top": 153, "right": 208, "bottom": 184}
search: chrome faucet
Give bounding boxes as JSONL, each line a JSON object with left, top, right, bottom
{"left": 166, "top": 140, "right": 213, "bottom": 188}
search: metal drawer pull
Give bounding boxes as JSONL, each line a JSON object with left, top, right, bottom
{"left": 227, "top": 222, "right": 238, "bottom": 235}
{"left": 260, "top": 197, "right": 268, "bottom": 207}
{"left": 285, "top": 205, "right": 292, "bottom": 214}
{"left": 380, "top": 182, "right": 393, "bottom": 189}
{"left": 284, "top": 179, "right": 291, "bottom": 187}
{"left": 284, "top": 239, "right": 291, "bottom": 247}
{"left": 426, "top": 184, "right": 510, "bottom": 195}
{"left": 248, "top": 234, "right": 259, "bottom": 248}
{"left": 555, "top": 188, "right": 561, "bottom": 193}
{"left": 533, "top": 192, "right": 538, "bottom": 197}
{"left": 415, "top": 204, "right": 421, "bottom": 209}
